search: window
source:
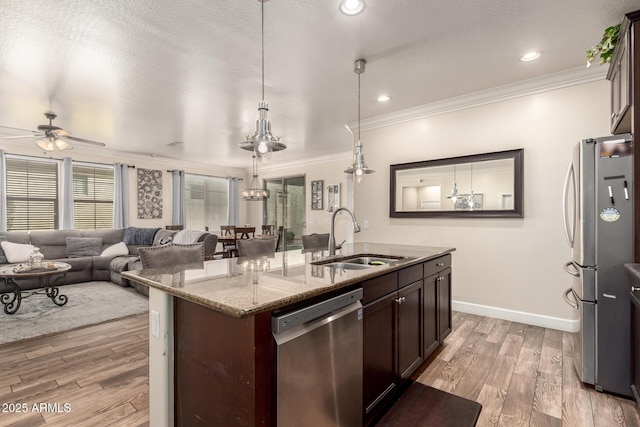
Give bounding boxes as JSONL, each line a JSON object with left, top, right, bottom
{"left": 73, "top": 164, "right": 114, "bottom": 229}
{"left": 185, "top": 174, "right": 228, "bottom": 230}
{"left": 5, "top": 157, "right": 59, "bottom": 230}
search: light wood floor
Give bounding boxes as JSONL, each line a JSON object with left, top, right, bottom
{"left": 1, "top": 311, "right": 639, "bottom": 426}
{"left": 416, "top": 311, "right": 640, "bottom": 427}
{"left": 0, "top": 313, "right": 149, "bottom": 426}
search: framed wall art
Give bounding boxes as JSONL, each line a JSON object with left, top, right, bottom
{"left": 311, "top": 180, "right": 324, "bottom": 210}
{"left": 137, "top": 168, "right": 163, "bottom": 219}
{"left": 327, "top": 183, "right": 341, "bottom": 213}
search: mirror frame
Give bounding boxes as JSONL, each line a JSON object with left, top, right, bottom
{"left": 390, "top": 149, "right": 524, "bottom": 218}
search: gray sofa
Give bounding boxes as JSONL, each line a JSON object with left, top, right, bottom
{"left": 0, "top": 227, "right": 218, "bottom": 295}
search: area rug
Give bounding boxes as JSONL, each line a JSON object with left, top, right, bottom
{"left": 375, "top": 381, "right": 482, "bottom": 427}
{"left": 0, "top": 281, "right": 148, "bottom": 345}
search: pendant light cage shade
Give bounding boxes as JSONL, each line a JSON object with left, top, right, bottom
{"left": 345, "top": 58, "right": 374, "bottom": 183}
{"left": 241, "top": 156, "right": 270, "bottom": 201}
{"left": 239, "top": 0, "right": 286, "bottom": 163}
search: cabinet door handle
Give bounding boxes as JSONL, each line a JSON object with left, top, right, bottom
{"left": 612, "top": 112, "right": 619, "bottom": 119}
{"left": 436, "top": 262, "right": 444, "bottom": 267}
{"left": 632, "top": 286, "right": 640, "bottom": 292}
{"left": 395, "top": 296, "right": 406, "bottom": 304}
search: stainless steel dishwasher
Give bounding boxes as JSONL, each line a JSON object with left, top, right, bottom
{"left": 272, "top": 288, "right": 363, "bottom": 427}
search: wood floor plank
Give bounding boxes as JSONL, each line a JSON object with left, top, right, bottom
{"left": 589, "top": 388, "right": 626, "bottom": 427}
{"left": 487, "top": 320, "right": 511, "bottom": 344}
{"left": 498, "top": 373, "right": 536, "bottom": 427}
{"left": 562, "top": 385, "right": 595, "bottom": 427}
{"left": 476, "top": 384, "right": 507, "bottom": 427}
{"left": 475, "top": 317, "right": 498, "bottom": 335}
{"left": 454, "top": 340, "right": 501, "bottom": 400}
{"left": 484, "top": 354, "right": 517, "bottom": 390}
{"left": 522, "top": 325, "right": 545, "bottom": 350}
{"left": 621, "top": 398, "right": 640, "bottom": 427}
{"left": 498, "top": 334, "right": 524, "bottom": 359}
{"left": 538, "top": 345, "right": 562, "bottom": 377}
{"left": 532, "top": 371, "right": 562, "bottom": 419}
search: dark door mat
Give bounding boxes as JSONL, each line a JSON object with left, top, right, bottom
{"left": 375, "top": 381, "right": 482, "bottom": 427}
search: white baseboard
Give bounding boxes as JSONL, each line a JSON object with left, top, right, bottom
{"left": 452, "top": 300, "right": 579, "bottom": 333}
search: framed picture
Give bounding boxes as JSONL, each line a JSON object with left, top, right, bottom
{"left": 327, "top": 183, "right": 341, "bottom": 213}
{"left": 311, "top": 180, "right": 323, "bottom": 210}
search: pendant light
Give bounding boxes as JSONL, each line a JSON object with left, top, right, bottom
{"left": 447, "top": 165, "right": 459, "bottom": 204}
{"left": 345, "top": 59, "right": 374, "bottom": 184}
{"left": 467, "top": 163, "right": 475, "bottom": 210}
{"left": 241, "top": 155, "right": 270, "bottom": 201}
{"left": 239, "top": 0, "right": 286, "bottom": 163}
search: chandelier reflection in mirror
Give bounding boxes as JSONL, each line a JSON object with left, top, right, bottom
{"left": 243, "top": 257, "right": 271, "bottom": 284}
{"left": 345, "top": 59, "right": 374, "bottom": 183}
{"left": 239, "top": 0, "right": 286, "bottom": 163}
{"left": 447, "top": 165, "right": 459, "bottom": 204}
{"left": 241, "top": 155, "right": 270, "bottom": 201}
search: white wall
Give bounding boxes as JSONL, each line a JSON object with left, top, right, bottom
{"left": 0, "top": 142, "right": 249, "bottom": 229}
{"left": 353, "top": 80, "right": 611, "bottom": 328}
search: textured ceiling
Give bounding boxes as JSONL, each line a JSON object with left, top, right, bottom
{"left": 0, "top": 0, "right": 637, "bottom": 168}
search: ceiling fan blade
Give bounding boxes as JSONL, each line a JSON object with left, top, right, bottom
{"left": 65, "top": 135, "right": 106, "bottom": 147}
{"left": 0, "top": 125, "right": 40, "bottom": 135}
{"left": 1, "top": 134, "right": 43, "bottom": 139}
{"left": 53, "top": 129, "right": 70, "bottom": 137}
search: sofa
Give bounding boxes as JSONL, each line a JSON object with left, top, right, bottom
{"left": 0, "top": 227, "right": 218, "bottom": 295}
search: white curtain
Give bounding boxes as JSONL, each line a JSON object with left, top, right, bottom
{"left": 60, "top": 157, "right": 75, "bottom": 229}
{"left": 0, "top": 150, "right": 6, "bottom": 231}
{"left": 113, "top": 163, "right": 130, "bottom": 228}
{"left": 228, "top": 177, "right": 240, "bottom": 226}
{"left": 172, "top": 170, "right": 185, "bottom": 226}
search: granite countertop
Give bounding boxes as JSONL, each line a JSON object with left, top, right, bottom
{"left": 122, "top": 242, "right": 455, "bottom": 318}
{"left": 625, "top": 263, "right": 640, "bottom": 282}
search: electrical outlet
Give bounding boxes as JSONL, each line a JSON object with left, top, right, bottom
{"left": 363, "top": 220, "right": 370, "bottom": 229}
{"left": 151, "top": 310, "right": 160, "bottom": 338}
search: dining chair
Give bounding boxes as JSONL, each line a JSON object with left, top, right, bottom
{"left": 137, "top": 243, "right": 204, "bottom": 269}
{"left": 261, "top": 225, "right": 275, "bottom": 236}
{"left": 301, "top": 233, "right": 330, "bottom": 253}
{"left": 237, "top": 237, "right": 276, "bottom": 258}
{"left": 235, "top": 226, "right": 256, "bottom": 240}
{"left": 219, "top": 225, "right": 237, "bottom": 257}
{"left": 275, "top": 226, "right": 284, "bottom": 252}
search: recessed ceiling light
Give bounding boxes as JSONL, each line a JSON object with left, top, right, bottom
{"left": 377, "top": 95, "right": 391, "bottom": 102}
{"left": 520, "top": 51, "right": 541, "bottom": 62}
{"left": 339, "top": 0, "right": 365, "bottom": 16}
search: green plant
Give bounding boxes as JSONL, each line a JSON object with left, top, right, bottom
{"left": 285, "top": 230, "right": 295, "bottom": 245}
{"left": 586, "top": 22, "right": 622, "bottom": 67}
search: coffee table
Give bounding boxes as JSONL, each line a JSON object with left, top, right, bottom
{"left": 0, "top": 261, "right": 71, "bottom": 315}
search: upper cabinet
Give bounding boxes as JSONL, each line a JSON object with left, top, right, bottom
{"left": 608, "top": 17, "right": 632, "bottom": 134}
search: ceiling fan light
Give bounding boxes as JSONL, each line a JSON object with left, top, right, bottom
{"left": 36, "top": 137, "right": 55, "bottom": 151}
{"left": 54, "top": 137, "right": 69, "bottom": 150}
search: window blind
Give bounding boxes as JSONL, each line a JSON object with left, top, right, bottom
{"left": 6, "top": 158, "right": 59, "bottom": 230}
{"left": 73, "top": 164, "right": 114, "bottom": 229}
{"left": 185, "top": 174, "right": 229, "bottom": 230}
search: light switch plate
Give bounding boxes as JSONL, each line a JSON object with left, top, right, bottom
{"left": 363, "top": 220, "right": 370, "bottom": 229}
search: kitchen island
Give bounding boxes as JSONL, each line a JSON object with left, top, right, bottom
{"left": 123, "top": 242, "right": 455, "bottom": 427}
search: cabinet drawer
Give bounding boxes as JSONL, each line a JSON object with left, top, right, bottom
{"left": 398, "top": 264, "right": 423, "bottom": 288}
{"left": 362, "top": 272, "right": 398, "bottom": 305}
{"left": 424, "top": 254, "right": 451, "bottom": 278}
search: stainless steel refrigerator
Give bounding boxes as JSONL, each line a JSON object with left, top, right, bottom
{"left": 562, "top": 133, "right": 633, "bottom": 397}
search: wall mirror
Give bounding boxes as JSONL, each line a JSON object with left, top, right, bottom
{"left": 390, "top": 149, "right": 524, "bottom": 218}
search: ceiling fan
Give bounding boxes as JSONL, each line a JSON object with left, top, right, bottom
{"left": 0, "top": 111, "right": 106, "bottom": 151}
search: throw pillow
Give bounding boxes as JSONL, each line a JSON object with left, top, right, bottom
{"left": 0, "top": 241, "right": 35, "bottom": 263}
{"left": 0, "top": 236, "right": 7, "bottom": 263}
{"left": 66, "top": 237, "right": 103, "bottom": 258}
{"left": 100, "top": 241, "right": 129, "bottom": 257}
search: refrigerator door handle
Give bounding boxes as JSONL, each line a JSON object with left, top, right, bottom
{"left": 562, "top": 161, "right": 576, "bottom": 248}
{"left": 563, "top": 287, "right": 579, "bottom": 309}
{"left": 563, "top": 261, "right": 580, "bottom": 277}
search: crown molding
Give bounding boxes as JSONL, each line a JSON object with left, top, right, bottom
{"left": 346, "top": 66, "right": 608, "bottom": 132}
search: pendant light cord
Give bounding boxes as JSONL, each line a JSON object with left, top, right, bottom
{"left": 358, "top": 70, "right": 361, "bottom": 143}
{"left": 261, "top": 0, "right": 265, "bottom": 102}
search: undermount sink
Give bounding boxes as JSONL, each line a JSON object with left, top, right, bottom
{"left": 341, "top": 256, "right": 404, "bottom": 266}
{"left": 321, "top": 262, "right": 373, "bottom": 270}
{"left": 312, "top": 254, "right": 407, "bottom": 270}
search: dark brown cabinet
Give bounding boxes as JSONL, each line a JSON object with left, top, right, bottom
{"left": 363, "top": 254, "right": 452, "bottom": 425}
{"left": 608, "top": 23, "right": 631, "bottom": 134}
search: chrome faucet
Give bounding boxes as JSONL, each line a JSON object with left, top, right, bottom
{"left": 329, "top": 207, "right": 361, "bottom": 255}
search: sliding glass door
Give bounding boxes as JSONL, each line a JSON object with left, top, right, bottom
{"left": 264, "top": 175, "right": 305, "bottom": 251}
